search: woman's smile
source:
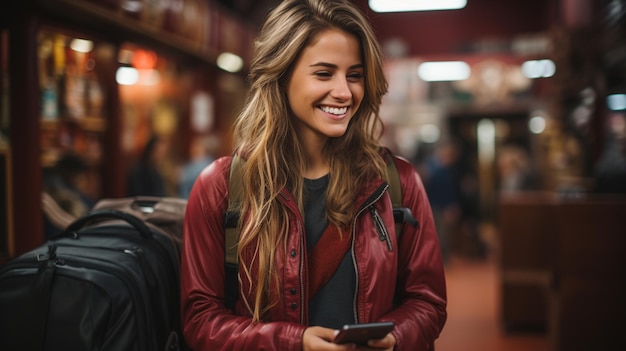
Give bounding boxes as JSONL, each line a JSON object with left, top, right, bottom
{"left": 319, "top": 105, "right": 349, "bottom": 119}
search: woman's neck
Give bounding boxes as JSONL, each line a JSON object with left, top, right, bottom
{"left": 303, "top": 162, "right": 329, "bottom": 179}
{"left": 301, "top": 138, "right": 329, "bottom": 179}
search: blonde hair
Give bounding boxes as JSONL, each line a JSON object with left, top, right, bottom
{"left": 232, "top": 0, "right": 388, "bottom": 321}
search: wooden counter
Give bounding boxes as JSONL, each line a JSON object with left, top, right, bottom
{"left": 497, "top": 192, "right": 626, "bottom": 351}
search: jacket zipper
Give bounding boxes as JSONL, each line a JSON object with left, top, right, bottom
{"left": 351, "top": 182, "right": 390, "bottom": 322}
{"left": 124, "top": 248, "right": 157, "bottom": 288}
{"left": 369, "top": 207, "right": 393, "bottom": 251}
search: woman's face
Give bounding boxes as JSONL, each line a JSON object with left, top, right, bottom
{"left": 286, "top": 28, "right": 365, "bottom": 146}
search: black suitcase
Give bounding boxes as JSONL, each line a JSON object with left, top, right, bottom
{"left": 0, "top": 199, "right": 187, "bottom": 351}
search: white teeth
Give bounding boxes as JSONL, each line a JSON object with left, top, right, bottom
{"left": 320, "top": 106, "right": 348, "bottom": 115}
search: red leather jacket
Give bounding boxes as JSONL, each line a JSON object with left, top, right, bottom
{"left": 181, "top": 155, "right": 447, "bottom": 351}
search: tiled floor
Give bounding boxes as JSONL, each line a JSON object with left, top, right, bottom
{"left": 434, "top": 256, "right": 551, "bottom": 351}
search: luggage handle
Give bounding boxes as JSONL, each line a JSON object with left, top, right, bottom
{"left": 63, "top": 209, "right": 153, "bottom": 239}
{"left": 129, "top": 196, "right": 161, "bottom": 214}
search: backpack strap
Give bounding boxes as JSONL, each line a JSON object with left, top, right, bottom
{"left": 384, "top": 151, "right": 403, "bottom": 237}
{"left": 382, "top": 148, "right": 418, "bottom": 234}
{"left": 223, "top": 155, "right": 243, "bottom": 310}
{"left": 384, "top": 151, "right": 402, "bottom": 209}
{"left": 225, "top": 155, "right": 243, "bottom": 265}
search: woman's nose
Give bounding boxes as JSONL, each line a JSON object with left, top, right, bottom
{"left": 330, "top": 77, "right": 351, "bottom": 100}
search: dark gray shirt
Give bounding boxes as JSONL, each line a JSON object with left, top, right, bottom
{"left": 304, "top": 175, "right": 356, "bottom": 328}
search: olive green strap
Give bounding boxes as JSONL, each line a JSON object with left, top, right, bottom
{"left": 384, "top": 153, "right": 403, "bottom": 236}
{"left": 225, "top": 155, "right": 243, "bottom": 265}
{"left": 385, "top": 154, "right": 402, "bottom": 209}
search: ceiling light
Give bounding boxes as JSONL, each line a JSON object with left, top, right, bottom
{"left": 417, "top": 61, "right": 470, "bottom": 82}
{"left": 529, "top": 115, "right": 546, "bottom": 134}
{"left": 369, "top": 0, "right": 467, "bottom": 13}
{"left": 217, "top": 52, "right": 243, "bottom": 73}
{"left": 607, "top": 94, "right": 626, "bottom": 111}
{"left": 116, "top": 66, "right": 139, "bottom": 85}
{"left": 121, "top": 0, "right": 142, "bottom": 13}
{"left": 70, "top": 38, "right": 93, "bottom": 53}
{"left": 521, "top": 59, "right": 556, "bottom": 78}
{"left": 419, "top": 124, "right": 441, "bottom": 143}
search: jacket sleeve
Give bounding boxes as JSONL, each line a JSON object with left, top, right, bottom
{"left": 384, "top": 156, "right": 448, "bottom": 351}
{"left": 180, "top": 157, "right": 306, "bottom": 351}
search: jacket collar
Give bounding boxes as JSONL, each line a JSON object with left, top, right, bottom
{"left": 276, "top": 177, "right": 388, "bottom": 216}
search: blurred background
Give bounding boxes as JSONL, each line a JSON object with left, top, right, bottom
{"left": 1, "top": 1, "right": 625, "bottom": 350}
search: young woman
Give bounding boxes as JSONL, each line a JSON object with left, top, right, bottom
{"left": 181, "top": 1, "right": 447, "bottom": 350}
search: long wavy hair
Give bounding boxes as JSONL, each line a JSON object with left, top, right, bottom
{"left": 232, "top": 0, "right": 389, "bottom": 321}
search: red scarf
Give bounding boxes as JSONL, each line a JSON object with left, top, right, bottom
{"left": 307, "top": 224, "right": 352, "bottom": 299}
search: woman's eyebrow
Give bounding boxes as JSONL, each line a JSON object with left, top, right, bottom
{"left": 309, "top": 62, "right": 364, "bottom": 70}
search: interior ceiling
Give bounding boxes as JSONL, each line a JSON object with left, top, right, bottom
{"left": 215, "top": 0, "right": 575, "bottom": 57}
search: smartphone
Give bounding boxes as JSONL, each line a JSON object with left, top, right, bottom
{"left": 332, "top": 321, "right": 395, "bottom": 345}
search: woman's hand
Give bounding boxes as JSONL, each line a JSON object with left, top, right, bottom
{"left": 303, "top": 326, "right": 354, "bottom": 350}
{"left": 302, "top": 326, "right": 396, "bottom": 351}
{"left": 364, "top": 332, "right": 396, "bottom": 350}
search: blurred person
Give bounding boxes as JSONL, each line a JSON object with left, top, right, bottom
{"left": 42, "top": 152, "right": 95, "bottom": 238}
{"left": 180, "top": 1, "right": 447, "bottom": 350}
{"left": 127, "top": 134, "right": 168, "bottom": 197}
{"left": 423, "top": 141, "right": 462, "bottom": 264}
{"left": 458, "top": 170, "right": 487, "bottom": 259}
{"left": 496, "top": 144, "right": 536, "bottom": 193}
{"left": 178, "top": 135, "right": 217, "bottom": 199}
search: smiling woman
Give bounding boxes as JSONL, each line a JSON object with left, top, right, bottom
{"left": 180, "top": 1, "right": 447, "bottom": 350}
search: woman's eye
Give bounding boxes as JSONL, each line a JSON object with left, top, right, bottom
{"left": 315, "top": 71, "right": 332, "bottom": 78}
{"left": 347, "top": 72, "right": 364, "bottom": 81}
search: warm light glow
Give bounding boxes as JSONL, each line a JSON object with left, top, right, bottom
{"left": 70, "top": 38, "right": 93, "bottom": 53}
{"left": 521, "top": 59, "right": 555, "bottom": 78}
{"left": 607, "top": 94, "right": 626, "bottom": 111}
{"left": 419, "top": 124, "right": 441, "bottom": 143}
{"left": 121, "top": 0, "right": 142, "bottom": 13}
{"left": 138, "top": 69, "right": 161, "bottom": 86}
{"left": 133, "top": 49, "right": 157, "bottom": 70}
{"left": 115, "top": 66, "right": 160, "bottom": 86}
{"left": 477, "top": 119, "right": 495, "bottom": 159}
{"left": 369, "top": 0, "right": 467, "bottom": 12}
{"left": 529, "top": 115, "right": 546, "bottom": 134}
{"left": 217, "top": 52, "right": 243, "bottom": 73}
{"left": 116, "top": 66, "right": 139, "bottom": 85}
{"left": 418, "top": 61, "right": 471, "bottom": 82}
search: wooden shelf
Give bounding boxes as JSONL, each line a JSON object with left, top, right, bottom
{"left": 40, "top": 0, "right": 221, "bottom": 65}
